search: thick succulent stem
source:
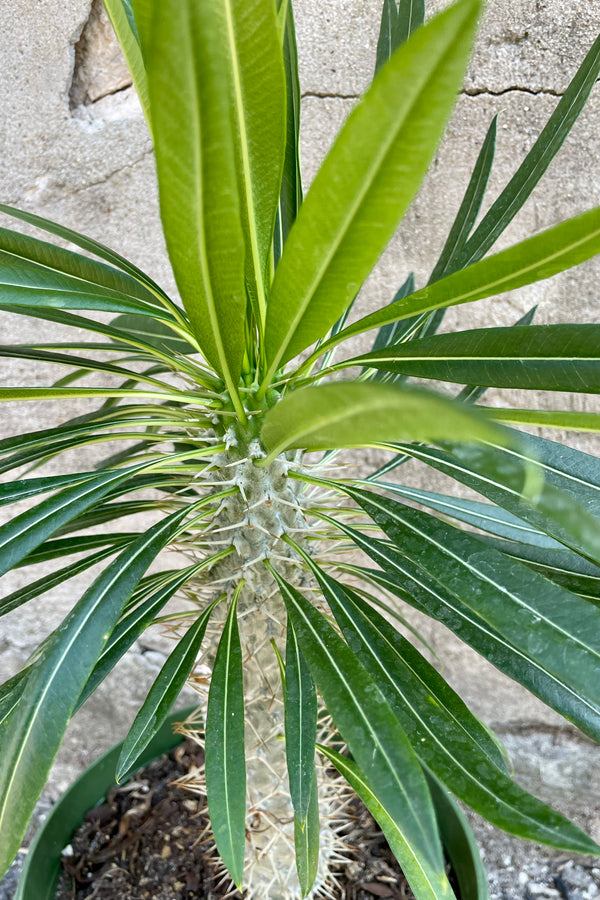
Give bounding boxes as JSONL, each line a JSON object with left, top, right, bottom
{"left": 178, "top": 429, "right": 351, "bottom": 899}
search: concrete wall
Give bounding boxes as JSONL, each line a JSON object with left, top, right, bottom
{"left": 1, "top": 2, "right": 600, "bottom": 896}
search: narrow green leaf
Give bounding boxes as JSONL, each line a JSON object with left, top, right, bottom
{"left": 0, "top": 505, "right": 193, "bottom": 877}
{"left": 351, "top": 325, "right": 600, "bottom": 392}
{"left": 102, "top": 0, "right": 151, "bottom": 127}
{"left": 117, "top": 597, "right": 219, "bottom": 780}
{"left": 398, "top": 435, "right": 600, "bottom": 565}
{"left": 0, "top": 203, "right": 174, "bottom": 309}
{"left": 348, "top": 487, "right": 600, "bottom": 708}
{"left": 15, "top": 533, "right": 137, "bottom": 568}
{"left": 0, "top": 228, "right": 176, "bottom": 320}
{"left": 0, "top": 544, "right": 126, "bottom": 618}
{"left": 0, "top": 345, "right": 168, "bottom": 389}
{"left": 261, "top": 382, "right": 504, "bottom": 462}
{"left": 205, "top": 592, "right": 246, "bottom": 888}
{"left": 76, "top": 558, "right": 231, "bottom": 711}
{"left": 369, "top": 482, "right": 561, "bottom": 549}
{"left": 0, "top": 466, "right": 144, "bottom": 577}
{"left": 375, "top": 0, "right": 399, "bottom": 75}
{"left": 274, "top": 0, "right": 302, "bottom": 263}
{"left": 430, "top": 115, "right": 497, "bottom": 282}
{"left": 0, "top": 669, "right": 31, "bottom": 728}
{"left": 139, "top": 0, "right": 247, "bottom": 390}
{"left": 0, "top": 386, "right": 207, "bottom": 404}
{"left": 0, "top": 411, "right": 191, "bottom": 474}
{"left": 272, "top": 569, "right": 453, "bottom": 896}
{"left": 310, "top": 561, "right": 598, "bottom": 853}
{"left": 348, "top": 552, "right": 600, "bottom": 744}
{"left": 0, "top": 306, "right": 202, "bottom": 381}
{"left": 285, "top": 619, "right": 318, "bottom": 825}
{"left": 426, "top": 774, "right": 489, "bottom": 900}
{"left": 294, "top": 771, "right": 319, "bottom": 897}
{"left": 218, "top": 0, "right": 287, "bottom": 331}
{"left": 484, "top": 407, "right": 600, "bottom": 433}
{"left": 480, "top": 538, "right": 600, "bottom": 605}
{"left": 110, "top": 314, "right": 197, "bottom": 355}
{"left": 263, "top": 0, "right": 481, "bottom": 377}
{"left": 456, "top": 27, "right": 600, "bottom": 268}
{"left": 319, "top": 747, "right": 456, "bottom": 900}
{"left": 395, "top": 0, "right": 425, "bottom": 46}
{"left": 0, "top": 471, "right": 99, "bottom": 506}
{"left": 368, "top": 273, "right": 418, "bottom": 385}
{"left": 320, "top": 205, "right": 600, "bottom": 358}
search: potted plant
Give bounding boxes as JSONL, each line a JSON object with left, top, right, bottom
{"left": 1, "top": 0, "right": 600, "bottom": 897}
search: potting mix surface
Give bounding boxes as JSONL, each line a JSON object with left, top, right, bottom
{"left": 54, "top": 739, "right": 443, "bottom": 900}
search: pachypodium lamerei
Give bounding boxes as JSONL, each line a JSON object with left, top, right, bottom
{"left": 2, "top": 1, "right": 600, "bottom": 899}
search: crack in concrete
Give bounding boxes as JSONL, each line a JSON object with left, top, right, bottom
{"left": 301, "top": 90, "right": 360, "bottom": 100}
{"left": 301, "top": 85, "right": 564, "bottom": 102}
{"left": 462, "top": 85, "right": 563, "bottom": 98}
{"left": 64, "top": 147, "right": 154, "bottom": 197}
{"left": 84, "top": 79, "right": 134, "bottom": 107}
{"left": 8, "top": 148, "right": 154, "bottom": 209}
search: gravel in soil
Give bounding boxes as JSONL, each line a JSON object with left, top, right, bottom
{"left": 54, "top": 740, "right": 429, "bottom": 900}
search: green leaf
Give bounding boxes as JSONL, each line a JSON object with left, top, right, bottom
{"left": 0, "top": 544, "right": 126, "bottom": 618}
{"left": 0, "top": 386, "right": 207, "bottom": 404}
{"left": 430, "top": 115, "right": 497, "bottom": 282}
{"left": 0, "top": 471, "right": 99, "bottom": 506}
{"left": 116, "top": 598, "right": 219, "bottom": 780}
{"left": 456, "top": 27, "right": 600, "bottom": 268}
{"left": 0, "top": 669, "right": 31, "bottom": 728}
{"left": 205, "top": 592, "right": 246, "bottom": 888}
{"left": 215, "top": 0, "right": 286, "bottom": 331}
{"left": 285, "top": 620, "right": 318, "bottom": 825}
{"left": 0, "top": 466, "right": 145, "bottom": 577}
{"left": 320, "top": 205, "right": 600, "bottom": 358}
{"left": 399, "top": 435, "right": 600, "bottom": 565}
{"left": 0, "top": 203, "right": 174, "bottom": 309}
{"left": 272, "top": 569, "right": 453, "bottom": 897}
{"left": 395, "top": 0, "right": 425, "bottom": 47}
{"left": 375, "top": 0, "right": 399, "bottom": 75}
{"left": 310, "top": 561, "right": 598, "bottom": 853}
{"left": 274, "top": 0, "right": 302, "bottom": 263}
{"left": 260, "top": 382, "right": 504, "bottom": 463}
{"left": 263, "top": 0, "right": 481, "bottom": 378}
{"left": 0, "top": 410, "right": 193, "bottom": 475}
{"left": 319, "top": 747, "right": 456, "bottom": 900}
{"left": 138, "top": 0, "right": 284, "bottom": 392}
{"left": 348, "top": 487, "right": 600, "bottom": 709}
{"left": 0, "top": 305, "right": 195, "bottom": 372}
{"left": 110, "top": 314, "right": 197, "bottom": 355}
{"left": 76, "top": 557, "right": 231, "bottom": 711}
{"left": 404, "top": 114, "right": 497, "bottom": 344}
{"left": 481, "top": 538, "right": 600, "bottom": 605}
{"left": 352, "top": 538, "right": 600, "bottom": 743}
{"left": 15, "top": 533, "right": 137, "bottom": 568}
{"left": 483, "top": 407, "right": 600, "bottom": 433}
{"left": 351, "top": 325, "right": 600, "bottom": 392}
{"left": 0, "top": 345, "right": 168, "bottom": 390}
{"left": 0, "top": 505, "right": 193, "bottom": 878}
{"left": 368, "top": 273, "right": 418, "bottom": 385}
{"left": 0, "top": 227, "right": 176, "bottom": 320}
{"left": 338, "top": 488, "right": 600, "bottom": 738}
{"left": 138, "top": 0, "right": 244, "bottom": 383}
{"left": 294, "top": 771, "right": 319, "bottom": 897}
{"left": 426, "top": 774, "right": 489, "bottom": 900}
{"left": 102, "top": 0, "right": 151, "bottom": 127}
{"left": 369, "top": 482, "right": 560, "bottom": 549}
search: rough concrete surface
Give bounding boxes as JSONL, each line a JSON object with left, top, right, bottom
{"left": 0, "top": 0, "right": 599, "bottom": 896}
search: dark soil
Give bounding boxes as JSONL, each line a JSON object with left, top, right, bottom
{"left": 55, "top": 740, "right": 453, "bottom": 900}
